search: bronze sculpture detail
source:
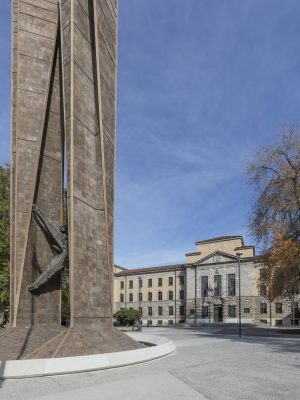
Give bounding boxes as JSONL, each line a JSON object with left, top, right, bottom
{"left": 27, "top": 204, "right": 68, "bottom": 292}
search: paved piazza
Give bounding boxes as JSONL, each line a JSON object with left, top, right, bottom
{"left": 1, "top": 327, "right": 299, "bottom": 400}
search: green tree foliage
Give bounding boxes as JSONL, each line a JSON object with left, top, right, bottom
{"left": 247, "top": 127, "right": 300, "bottom": 305}
{"left": 114, "top": 308, "right": 140, "bottom": 326}
{"left": 0, "top": 165, "right": 10, "bottom": 312}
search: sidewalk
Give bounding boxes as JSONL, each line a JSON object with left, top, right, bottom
{"left": 0, "top": 327, "right": 299, "bottom": 400}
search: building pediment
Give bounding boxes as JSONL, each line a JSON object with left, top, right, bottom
{"left": 193, "top": 251, "right": 238, "bottom": 265}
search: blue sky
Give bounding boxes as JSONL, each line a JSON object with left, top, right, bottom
{"left": 1, "top": 1, "right": 300, "bottom": 268}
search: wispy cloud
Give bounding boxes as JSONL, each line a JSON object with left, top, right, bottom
{"left": 115, "top": 0, "right": 300, "bottom": 267}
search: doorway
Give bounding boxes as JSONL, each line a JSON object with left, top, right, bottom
{"left": 214, "top": 305, "right": 223, "bottom": 322}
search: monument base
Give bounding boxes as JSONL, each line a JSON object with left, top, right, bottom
{"left": 0, "top": 325, "right": 142, "bottom": 360}
{"left": 0, "top": 333, "right": 176, "bottom": 379}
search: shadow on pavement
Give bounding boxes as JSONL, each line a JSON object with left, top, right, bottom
{"left": 188, "top": 327, "right": 300, "bottom": 354}
{"left": 0, "top": 360, "right": 6, "bottom": 387}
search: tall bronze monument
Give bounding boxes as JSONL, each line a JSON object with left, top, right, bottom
{"left": 0, "top": 0, "right": 140, "bottom": 359}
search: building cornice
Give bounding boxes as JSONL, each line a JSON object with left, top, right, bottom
{"left": 185, "top": 251, "right": 201, "bottom": 257}
{"left": 195, "top": 235, "right": 244, "bottom": 246}
{"left": 187, "top": 254, "right": 263, "bottom": 267}
{"left": 114, "top": 264, "right": 186, "bottom": 277}
{"left": 113, "top": 255, "right": 265, "bottom": 277}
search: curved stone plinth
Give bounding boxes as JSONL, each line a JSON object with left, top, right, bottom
{"left": 0, "top": 326, "right": 142, "bottom": 360}
{"left": 0, "top": 333, "right": 175, "bottom": 379}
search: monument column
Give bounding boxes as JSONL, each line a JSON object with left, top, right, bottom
{"left": 61, "top": 0, "right": 117, "bottom": 330}
{"left": 0, "top": 0, "right": 141, "bottom": 360}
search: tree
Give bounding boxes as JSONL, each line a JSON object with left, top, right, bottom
{"left": 247, "top": 127, "right": 300, "bottom": 320}
{"left": 247, "top": 126, "right": 300, "bottom": 247}
{"left": 0, "top": 165, "right": 10, "bottom": 320}
{"left": 113, "top": 308, "right": 140, "bottom": 326}
{"left": 264, "top": 236, "right": 299, "bottom": 294}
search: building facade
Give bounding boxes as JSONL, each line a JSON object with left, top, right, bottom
{"left": 114, "top": 236, "right": 299, "bottom": 327}
{"left": 114, "top": 264, "right": 185, "bottom": 326}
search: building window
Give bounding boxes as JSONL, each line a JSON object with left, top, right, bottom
{"left": 202, "top": 306, "right": 209, "bottom": 318}
{"left": 169, "top": 276, "right": 174, "bottom": 286}
{"left": 169, "top": 306, "right": 174, "bottom": 316}
{"left": 179, "top": 275, "right": 184, "bottom": 285}
{"left": 259, "top": 285, "right": 267, "bottom": 296}
{"left": 148, "top": 307, "right": 152, "bottom": 316}
{"left": 138, "top": 278, "right": 143, "bottom": 288}
{"left": 244, "top": 308, "right": 250, "bottom": 314}
{"left": 158, "top": 320, "right": 163, "bottom": 325}
{"left": 228, "top": 305, "right": 236, "bottom": 318}
{"left": 147, "top": 320, "right": 152, "bottom": 326}
{"left": 168, "top": 291, "right": 173, "bottom": 300}
{"left": 120, "top": 293, "right": 124, "bottom": 302}
{"left": 201, "top": 276, "right": 208, "bottom": 297}
{"left": 148, "top": 292, "right": 152, "bottom": 301}
{"left": 129, "top": 280, "right": 133, "bottom": 289}
{"left": 158, "top": 291, "right": 163, "bottom": 301}
{"left": 138, "top": 292, "right": 143, "bottom": 302}
{"left": 168, "top": 320, "right": 174, "bottom": 325}
{"left": 158, "top": 277, "right": 163, "bottom": 287}
{"left": 260, "top": 303, "right": 267, "bottom": 314}
{"left": 276, "top": 303, "right": 282, "bottom": 314}
{"left": 179, "top": 290, "right": 184, "bottom": 300}
{"left": 138, "top": 306, "right": 143, "bottom": 317}
{"left": 129, "top": 293, "right": 133, "bottom": 302}
{"left": 260, "top": 269, "right": 267, "bottom": 280}
{"left": 180, "top": 305, "right": 185, "bottom": 315}
{"left": 148, "top": 278, "right": 152, "bottom": 288}
{"left": 120, "top": 281, "right": 124, "bottom": 290}
{"left": 190, "top": 309, "right": 195, "bottom": 315}
{"left": 214, "top": 275, "right": 222, "bottom": 297}
{"left": 227, "top": 274, "right": 236, "bottom": 296}
{"left": 158, "top": 306, "right": 163, "bottom": 316}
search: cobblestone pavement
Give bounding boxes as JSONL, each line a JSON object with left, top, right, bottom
{"left": 1, "top": 327, "right": 299, "bottom": 400}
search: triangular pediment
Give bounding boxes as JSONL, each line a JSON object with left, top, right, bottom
{"left": 193, "top": 251, "right": 238, "bottom": 265}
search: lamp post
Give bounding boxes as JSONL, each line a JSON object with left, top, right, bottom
{"left": 236, "top": 252, "right": 243, "bottom": 337}
{"left": 138, "top": 275, "right": 142, "bottom": 327}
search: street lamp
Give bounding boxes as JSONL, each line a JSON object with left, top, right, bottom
{"left": 138, "top": 275, "right": 142, "bottom": 328}
{"left": 236, "top": 252, "right": 243, "bottom": 337}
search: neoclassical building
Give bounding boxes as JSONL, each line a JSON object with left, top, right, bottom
{"left": 113, "top": 236, "right": 298, "bottom": 327}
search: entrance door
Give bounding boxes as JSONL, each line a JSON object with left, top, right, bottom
{"left": 214, "top": 305, "right": 223, "bottom": 322}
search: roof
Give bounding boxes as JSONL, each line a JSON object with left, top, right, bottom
{"left": 114, "top": 265, "right": 128, "bottom": 271}
{"left": 195, "top": 235, "right": 244, "bottom": 245}
{"left": 114, "top": 263, "right": 186, "bottom": 276}
{"left": 192, "top": 250, "right": 239, "bottom": 265}
{"left": 114, "top": 254, "right": 263, "bottom": 277}
{"left": 191, "top": 250, "right": 260, "bottom": 266}
{"left": 234, "top": 245, "right": 255, "bottom": 256}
